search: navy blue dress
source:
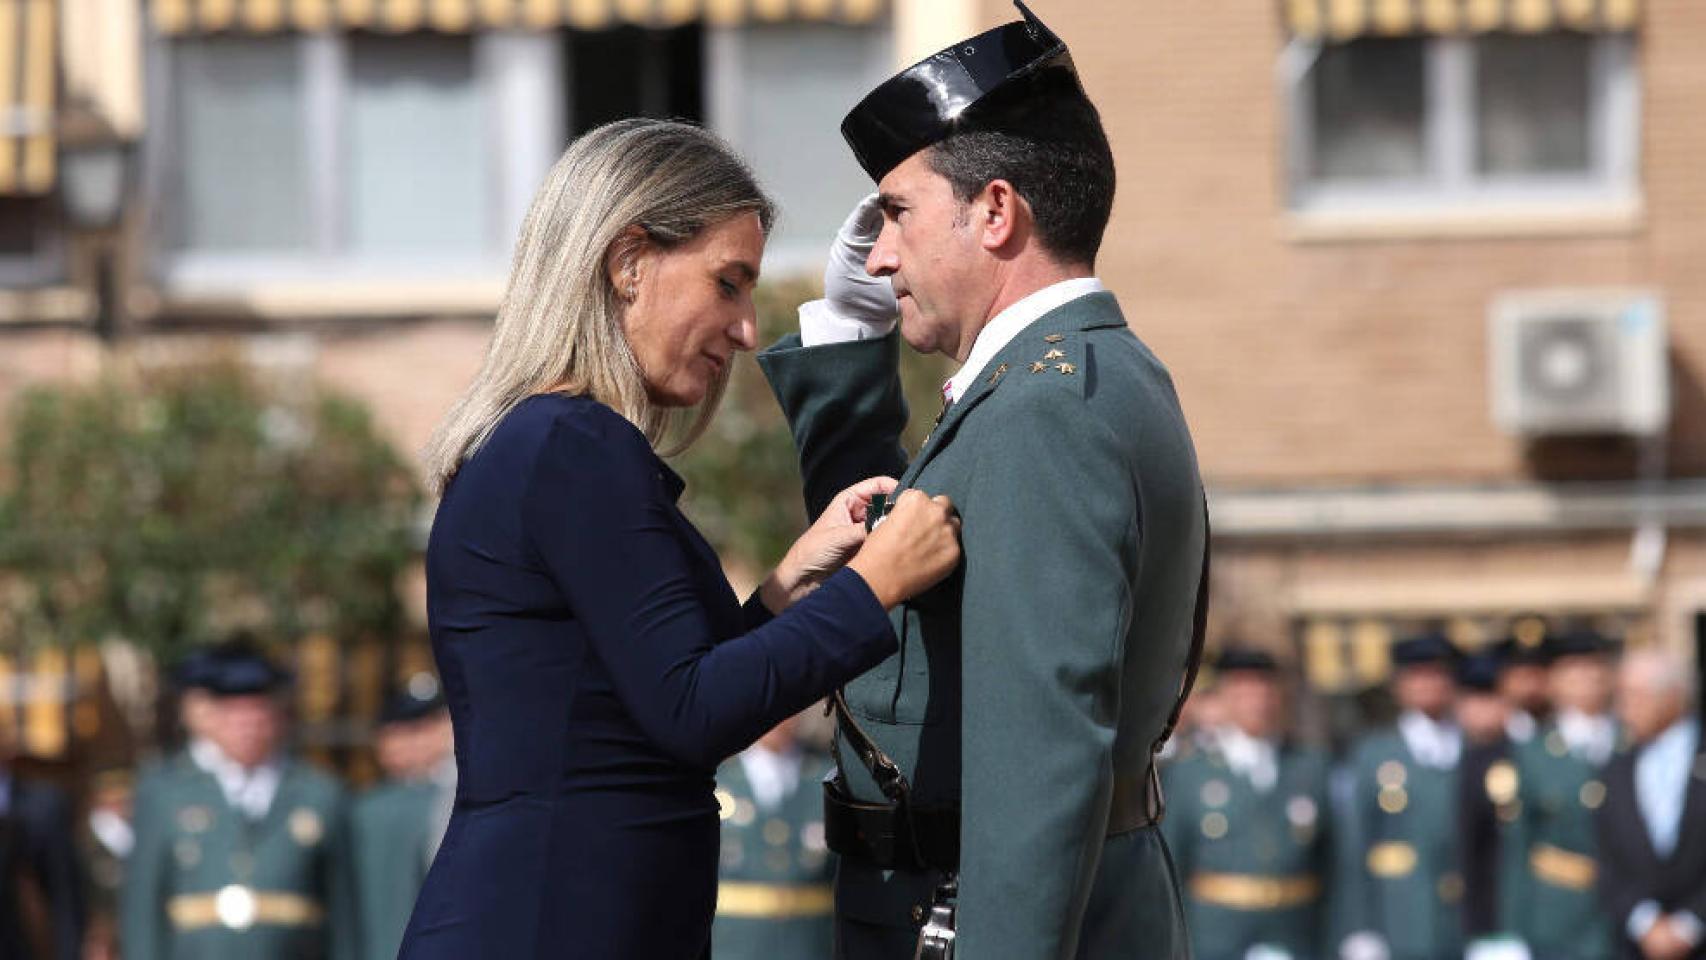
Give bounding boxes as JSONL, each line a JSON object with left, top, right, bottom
{"left": 398, "top": 395, "right": 895, "bottom": 959}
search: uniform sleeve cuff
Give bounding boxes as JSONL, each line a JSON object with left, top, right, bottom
{"left": 799, "top": 299, "right": 896, "bottom": 347}
{"left": 1629, "top": 902, "right": 1663, "bottom": 941}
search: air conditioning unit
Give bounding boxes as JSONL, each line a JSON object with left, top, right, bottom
{"left": 1490, "top": 291, "right": 1669, "bottom": 437}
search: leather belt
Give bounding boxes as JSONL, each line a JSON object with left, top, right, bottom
{"left": 1530, "top": 843, "right": 1597, "bottom": 891}
{"left": 716, "top": 882, "right": 834, "bottom": 918}
{"left": 1190, "top": 872, "right": 1321, "bottom": 911}
{"left": 167, "top": 886, "right": 323, "bottom": 931}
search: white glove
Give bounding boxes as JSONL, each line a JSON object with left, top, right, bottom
{"left": 822, "top": 193, "right": 898, "bottom": 328}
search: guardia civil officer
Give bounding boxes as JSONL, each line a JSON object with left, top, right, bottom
{"left": 120, "top": 641, "right": 355, "bottom": 960}
{"left": 1333, "top": 633, "right": 1464, "bottom": 960}
{"left": 758, "top": 3, "right": 1210, "bottom": 956}
{"left": 1500, "top": 629, "right": 1619, "bottom": 960}
{"left": 1163, "top": 649, "right": 1331, "bottom": 960}
{"left": 351, "top": 677, "right": 452, "bottom": 960}
{"left": 1453, "top": 652, "right": 1517, "bottom": 946}
{"left": 711, "top": 713, "right": 836, "bottom": 960}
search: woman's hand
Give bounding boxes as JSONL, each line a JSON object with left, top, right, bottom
{"left": 760, "top": 476, "right": 898, "bottom": 613}
{"left": 847, "top": 489, "right": 962, "bottom": 609}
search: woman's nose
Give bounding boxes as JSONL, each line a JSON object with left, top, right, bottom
{"left": 729, "top": 313, "right": 758, "bottom": 351}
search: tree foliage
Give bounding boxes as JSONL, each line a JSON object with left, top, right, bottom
{"left": 0, "top": 363, "right": 422, "bottom": 660}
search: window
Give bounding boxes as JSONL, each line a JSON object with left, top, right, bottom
{"left": 1289, "top": 32, "right": 1639, "bottom": 213}
{"left": 155, "top": 31, "right": 559, "bottom": 290}
{"left": 568, "top": 24, "right": 703, "bottom": 133}
{"left": 708, "top": 22, "right": 891, "bottom": 273}
{"left": 0, "top": 197, "right": 63, "bottom": 285}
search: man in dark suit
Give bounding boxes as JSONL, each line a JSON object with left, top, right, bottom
{"left": 0, "top": 744, "right": 84, "bottom": 960}
{"left": 1597, "top": 648, "right": 1706, "bottom": 960}
{"left": 1454, "top": 652, "right": 1514, "bottom": 946}
{"left": 758, "top": 3, "right": 1208, "bottom": 956}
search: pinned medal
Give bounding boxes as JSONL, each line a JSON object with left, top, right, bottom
{"left": 289, "top": 808, "right": 324, "bottom": 847}
{"left": 178, "top": 806, "right": 213, "bottom": 834}
{"left": 1286, "top": 795, "right": 1318, "bottom": 829}
{"left": 1200, "top": 779, "right": 1230, "bottom": 809}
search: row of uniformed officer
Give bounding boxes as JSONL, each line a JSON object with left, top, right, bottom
{"left": 121, "top": 642, "right": 451, "bottom": 960}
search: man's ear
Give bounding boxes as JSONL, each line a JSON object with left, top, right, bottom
{"left": 605, "top": 225, "right": 650, "bottom": 300}
{"left": 975, "top": 179, "right": 1027, "bottom": 253}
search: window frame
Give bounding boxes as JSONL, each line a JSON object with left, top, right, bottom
{"left": 1285, "top": 31, "right": 1641, "bottom": 216}
{"left": 142, "top": 29, "right": 563, "bottom": 295}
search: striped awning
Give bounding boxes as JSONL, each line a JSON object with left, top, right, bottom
{"left": 1283, "top": 0, "right": 1641, "bottom": 39}
{"left": 0, "top": 0, "right": 56, "bottom": 195}
{"left": 152, "top": 0, "right": 888, "bottom": 34}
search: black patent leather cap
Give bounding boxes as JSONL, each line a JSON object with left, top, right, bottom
{"left": 841, "top": 0, "right": 1083, "bottom": 182}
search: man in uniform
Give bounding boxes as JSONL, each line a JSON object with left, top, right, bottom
{"left": 121, "top": 642, "right": 355, "bottom": 960}
{"left": 712, "top": 713, "right": 836, "bottom": 960}
{"left": 352, "top": 676, "right": 452, "bottom": 960}
{"left": 1500, "top": 628, "right": 1619, "bottom": 960}
{"left": 1164, "top": 649, "right": 1332, "bottom": 960}
{"left": 1334, "top": 633, "right": 1464, "bottom": 960}
{"left": 758, "top": 4, "right": 1209, "bottom": 957}
{"left": 1453, "top": 652, "right": 1516, "bottom": 949}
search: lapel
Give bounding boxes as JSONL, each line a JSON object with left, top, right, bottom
{"left": 1667, "top": 749, "right": 1706, "bottom": 873}
{"left": 1609, "top": 749, "right": 1661, "bottom": 869}
{"left": 898, "top": 291, "right": 1126, "bottom": 490}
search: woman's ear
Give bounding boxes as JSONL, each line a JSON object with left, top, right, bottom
{"left": 605, "top": 225, "right": 649, "bottom": 301}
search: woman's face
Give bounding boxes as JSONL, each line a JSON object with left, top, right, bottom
{"left": 622, "top": 212, "right": 765, "bottom": 407}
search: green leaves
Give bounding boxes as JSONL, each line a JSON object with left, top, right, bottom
{"left": 0, "top": 363, "right": 421, "bottom": 659}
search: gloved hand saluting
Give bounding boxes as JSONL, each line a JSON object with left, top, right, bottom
{"left": 822, "top": 193, "right": 898, "bottom": 329}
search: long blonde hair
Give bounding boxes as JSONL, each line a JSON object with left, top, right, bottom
{"left": 423, "top": 119, "right": 776, "bottom": 494}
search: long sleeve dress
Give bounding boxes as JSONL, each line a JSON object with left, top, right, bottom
{"left": 399, "top": 394, "right": 896, "bottom": 960}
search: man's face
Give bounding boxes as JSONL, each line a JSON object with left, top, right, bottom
{"left": 1549, "top": 654, "right": 1613, "bottom": 715}
{"left": 1497, "top": 663, "right": 1550, "bottom": 715}
{"left": 1393, "top": 663, "right": 1456, "bottom": 718}
{"left": 207, "top": 694, "right": 282, "bottom": 769}
{"left": 1616, "top": 665, "right": 1685, "bottom": 744}
{"left": 1456, "top": 690, "right": 1510, "bottom": 745}
{"left": 868, "top": 152, "right": 995, "bottom": 360}
{"left": 1219, "top": 672, "right": 1282, "bottom": 739}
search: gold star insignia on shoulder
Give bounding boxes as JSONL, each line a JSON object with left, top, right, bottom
{"left": 987, "top": 363, "right": 1009, "bottom": 384}
{"left": 1043, "top": 333, "right": 1065, "bottom": 343}
{"left": 1042, "top": 349, "right": 1066, "bottom": 361}
{"left": 1029, "top": 361, "right": 1049, "bottom": 374}
{"left": 1056, "top": 362, "right": 1077, "bottom": 375}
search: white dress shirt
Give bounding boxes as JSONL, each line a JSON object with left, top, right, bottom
{"left": 191, "top": 738, "right": 282, "bottom": 821}
{"left": 1556, "top": 708, "right": 1617, "bottom": 766}
{"left": 739, "top": 744, "right": 804, "bottom": 812}
{"left": 1216, "top": 726, "right": 1279, "bottom": 793}
{"left": 1397, "top": 710, "right": 1462, "bottom": 769}
{"left": 797, "top": 277, "right": 1108, "bottom": 403}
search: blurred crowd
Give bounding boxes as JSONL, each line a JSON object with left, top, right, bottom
{"left": 1162, "top": 630, "right": 1703, "bottom": 960}
{"left": 0, "top": 628, "right": 1698, "bottom": 960}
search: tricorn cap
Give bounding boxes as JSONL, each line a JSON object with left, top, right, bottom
{"left": 840, "top": 1, "right": 1084, "bottom": 182}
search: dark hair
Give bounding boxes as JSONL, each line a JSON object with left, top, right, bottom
{"left": 926, "top": 74, "right": 1115, "bottom": 268}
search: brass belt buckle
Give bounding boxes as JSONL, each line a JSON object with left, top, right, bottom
{"left": 912, "top": 876, "right": 957, "bottom": 960}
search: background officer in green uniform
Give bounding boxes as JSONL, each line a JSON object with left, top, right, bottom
{"left": 352, "top": 677, "right": 452, "bottom": 960}
{"left": 1500, "top": 628, "right": 1619, "bottom": 960}
{"left": 1164, "top": 649, "right": 1332, "bottom": 960}
{"left": 758, "top": 5, "right": 1208, "bottom": 957}
{"left": 712, "top": 713, "right": 836, "bottom": 960}
{"left": 121, "top": 642, "right": 356, "bottom": 960}
{"left": 1453, "top": 651, "right": 1517, "bottom": 951}
{"left": 1333, "top": 633, "right": 1464, "bottom": 960}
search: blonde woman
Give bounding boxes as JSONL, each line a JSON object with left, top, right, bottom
{"left": 400, "top": 120, "right": 960, "bottom": 959}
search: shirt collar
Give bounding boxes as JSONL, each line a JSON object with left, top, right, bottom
{"left": 944, "top": 277, "right": 1105, "bottom": 402}
{"left": 1398, "top": 709, "right": 1462, "bottom": 768}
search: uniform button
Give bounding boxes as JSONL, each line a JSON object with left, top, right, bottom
{"left": 911, "top": 905, "right": 925, "bottom": 923}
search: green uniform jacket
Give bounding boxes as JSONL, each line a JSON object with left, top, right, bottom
{"left": 1332, "top": 730, "right": 1463, "bottom": 960}
{"left": 351, "top": 779, "right": 438, "bottom": 960}
{"left": 1162, "top": 742, "right": 1333, "bottom": 960}
{"left": 759, "top": 291, "right": 1207, "bottom": 960}
{"left": 711, "top": 752, "right": 836, "bottom": 960}
{"left": 1499, "top": 724, "right": 1617, "bottom": 960}
{"left": 120, "top": 754, "right": 355, "bottom": 960}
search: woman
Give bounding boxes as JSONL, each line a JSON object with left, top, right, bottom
{"left": 400, "top": 120, "right": 960, "bottom": 959}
